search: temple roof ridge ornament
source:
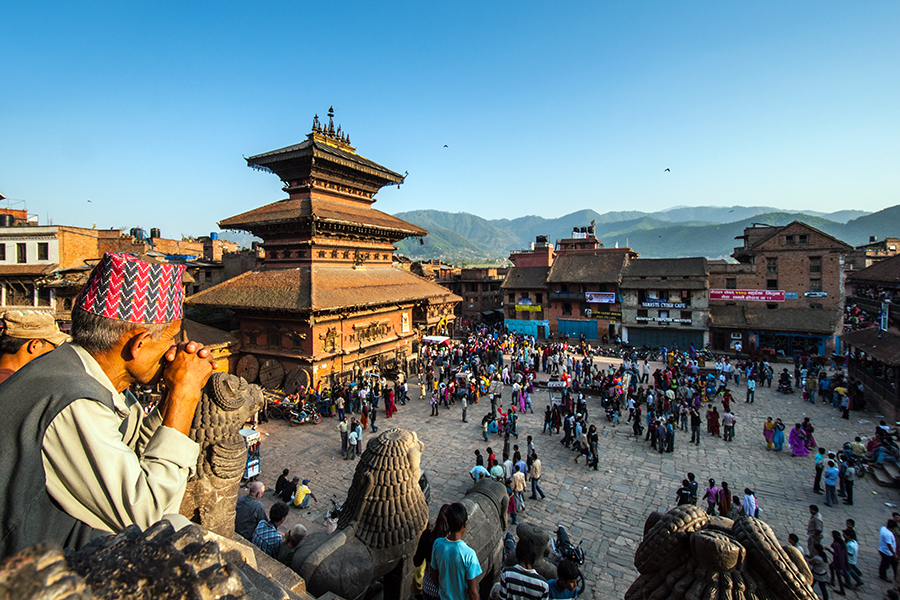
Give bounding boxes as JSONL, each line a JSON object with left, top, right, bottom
{"left": 308, "top": 106, "right": 355, "bottom": 151}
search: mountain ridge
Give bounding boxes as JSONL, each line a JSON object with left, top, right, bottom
{"left": 392, "top": 205, "right": 896, "bottom": 263}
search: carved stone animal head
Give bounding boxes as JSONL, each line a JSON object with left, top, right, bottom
{"left": 627, "top": 505, "right": 817, "bottom": 600}
{"left": 179, "top": 372, "right": 265, "bottom": 537}
{"left": 338, "top": 428, "right": 428, "bottom": 555}
{"left": 0, "top": 521, "right": 246, "bottom": 600}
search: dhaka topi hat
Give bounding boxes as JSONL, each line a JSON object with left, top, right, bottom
{"left": 74, "top": 253, "right": 185, "bottom": 324}
{"left": 1, "top": 310, "right": 70, "bottom": 346}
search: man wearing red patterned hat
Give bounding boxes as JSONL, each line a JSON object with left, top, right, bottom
{"left": 0, "top": 253, "right": 216, "bottom": 557}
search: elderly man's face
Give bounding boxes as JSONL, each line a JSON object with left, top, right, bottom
{"left": 130, "top": 320, "right": 182, "bottom": 385}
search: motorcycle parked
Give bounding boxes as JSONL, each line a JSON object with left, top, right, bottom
{"left": 287, "top": 402, "right": 322, "bottom": 426}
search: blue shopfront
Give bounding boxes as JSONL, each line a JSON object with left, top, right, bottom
{"left": 557, "top": 319, "right": 598, "bottom": 340}
{"left": 750, "top": 331, "right": 836, "bottom": 357}
{"left": 506, "top": 319, "right": 550, "bottom": 338}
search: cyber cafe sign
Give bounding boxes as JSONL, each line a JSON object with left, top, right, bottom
{"left": 640, "top": 300, "right": 688, "bottom": 309}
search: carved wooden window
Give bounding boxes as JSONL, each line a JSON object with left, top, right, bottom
{"left": 356, "top": 323, "right": 389, "bottom": 343}
{"left": 267, "top": 327, "right": 281, "bottom": 348}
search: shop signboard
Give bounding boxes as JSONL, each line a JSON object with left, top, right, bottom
{"left": 804, "top": 291, "right": 828, "bottom": 298}
{"left": 635, "top": 316, "right": 692, "bottom": 324}
{"left": 710, "top": 289, "right": 785, "bottom": 302}
{"left": 785, "top": 293, "right": 799, "bottom": 300}
{"left": 585, "top": 292, "right": 617, "bottom": 304}
{"left": 640, "top": 300, "right": 688, "bottom": 309}
{"left": 593, "top": 310, "right": 622, "bottom": 321}
{"left": 881, "top": 302, "right": 890, "bottom": 332}
{"left": 518, "top": 298, "right": 532, "bottom": 305}
{"left": 515, "top": 304, "right": 542, "bottom": 312}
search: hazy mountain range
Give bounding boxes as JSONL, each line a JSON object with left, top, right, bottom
{"left": 390, "top": 205, "right": 900, "bottom": 263}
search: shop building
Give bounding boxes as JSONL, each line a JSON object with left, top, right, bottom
{"left": 620, "top": 257, "right": 710, "bottom": 349}
{"left": 545, "top": 227, "right": 637, "bottom": 341}
{"left": 503, "top": 235, "right": 554, "bottom": 338}
{"left": 708, "top": 221, "right": 851, "bottom": 356}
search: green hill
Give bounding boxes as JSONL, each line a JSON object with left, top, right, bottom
{"left": 390, "top": 204, "right": 897, "bottom": 263}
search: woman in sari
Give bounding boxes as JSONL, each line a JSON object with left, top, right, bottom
{"left": 718, "top": 481, "right": 732, "bottom": 517}
{"left": 802, "top": 417, "right": 817, "bottom": 450}
{"left": 789, "top": 423, "right": 810, "bottom": 457}
{"left": 764, "top": 417, "right": 776, "bottom": 450}
{"left": 384, "top": 390, "right": 397, "bottom": 419}
{"left": 709, "top": 407, "right": 721, "bottom": 437}
{"left": 772, "top": 418, "right": 786, "bottom": 451}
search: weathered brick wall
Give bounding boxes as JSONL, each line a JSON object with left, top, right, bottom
{"left": 710, "top": 225, "right": 847, "bottom": 310}
{"left": 57, "top": 227, "right": 102, "bottom": 270}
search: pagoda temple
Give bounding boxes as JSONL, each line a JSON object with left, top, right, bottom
{"left": 187, "top": 110, "right": 460, "bottom": 390}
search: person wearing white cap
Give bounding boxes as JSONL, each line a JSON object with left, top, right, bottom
{"left": 0, "top": 253, "right": 216, "bottom": 557}
{"left": 0, "top": 310, "right": 69, "bottom": 384}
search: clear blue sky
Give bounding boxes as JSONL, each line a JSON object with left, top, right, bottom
{"left": 1, "top": 1, "right": 898, "bottom": 238}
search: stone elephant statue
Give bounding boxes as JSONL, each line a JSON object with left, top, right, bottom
{"left": 291, "top": 429, "right": 430, "bottom": 600}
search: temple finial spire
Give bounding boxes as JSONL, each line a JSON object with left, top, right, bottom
{"left": 310, "top": 107, "right": 353, "bottom": 149}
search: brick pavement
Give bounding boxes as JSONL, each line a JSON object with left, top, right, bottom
{"left": 248, "top": 358, "right": 899, "bottom": 599}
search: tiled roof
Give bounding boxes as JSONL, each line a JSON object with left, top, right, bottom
{"left": 0, "top": 264, "right": 58, "bottom": 276}
{"left": 622, "top": 257, "right": 707, "bottom": 278}
{"left": 846, "top": 253, "right": 900, "bottom": 285}
{"left": 621, "top": 280, "right": 708, "bottom": 290}
{"left": 841, "top": 327, "right": 900, "bottom": 366}
{"left": 219, "top": 197, "right": 427, "bottom": 237}
{"left": 709, "top": 305, "right": 841, "bottom": 335}
{"left": 501, "top": 267, "right": 550, "bottom": 290}
{"left": 247, "top": 136, "right": 404, "bottom": 183}
{"left": 183, "top": 319, "right": 238, "bottom": 347}
{"left": 186, "top": 265, "right": 460, "bottom": 312}
{"left": 741, "top": 221, "right": 853, "bottom": 254}
{"left": 547, "top": 252, "right": 629, "bottom": 284}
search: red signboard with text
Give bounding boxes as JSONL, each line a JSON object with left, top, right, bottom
{"left": 709, "top": 289, "right": 785, "bottom": 302}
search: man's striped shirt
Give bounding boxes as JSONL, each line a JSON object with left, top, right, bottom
{"left": 499, "top": 565, "right": 549, "bottom": 600}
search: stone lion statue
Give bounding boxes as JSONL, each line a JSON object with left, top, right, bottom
{"left": 291, "top": 428, "right": 429, "bottom": 600}
{"left": 178, "top": 372, "right": 265, "bottom": 538}
{"left": 626, "top": 505, "right": 817, "bottom": 600}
